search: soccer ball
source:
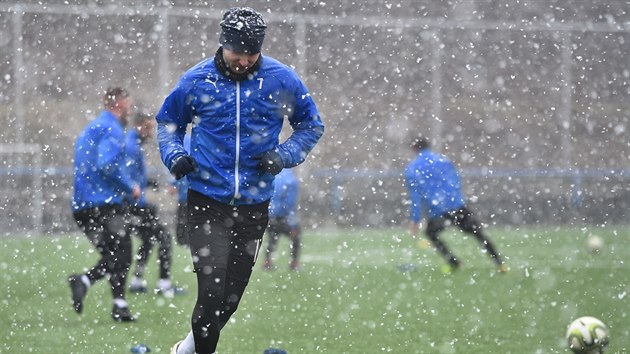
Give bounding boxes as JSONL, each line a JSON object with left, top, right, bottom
{"left": 566, "top": 316, "right": 609, "bottom": 354}
{"left": 587, "top": 235, "right": 603, "bottom": 253}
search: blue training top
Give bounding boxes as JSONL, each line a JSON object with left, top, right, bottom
{"left": 124, "top": 129, "right": 148, "bottom": 207}
{"left": 269, "top": 168, "right": 299, "bottom": 226}
{"left": 72, "top": 110, "right": 136, "bottom": 211}
{"left": 405, "top": 149, "right": 466, "bottom": 221}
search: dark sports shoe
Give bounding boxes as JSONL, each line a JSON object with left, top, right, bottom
{"left": 129, "top": 284, "right": 148, "bottom": 293}
{"left": 68, "top": 274, "right": 87, "bottom": 314}
{"left": 264, "top": 348, "right": 288, "bottom": 354}
{"left": 155, "top": 285, "right": 186, "bottom": 298}
{"left": 441, "top": 260, "right": 461, "bottom": 274}
{"left": 111, "top": 305, "right": 136, "bottom": 322}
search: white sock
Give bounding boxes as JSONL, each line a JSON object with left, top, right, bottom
{"left": 178, "top": 330, "right": 195, "bottom": 354}
{"left": 113, "top": 298, "right": 128, "bottom": 308}
{"left": 157, "top": 278, "right": 172, "bottom": 291}
{"left": 80, "top": 275, "right": 91, "bottom": 288}
{"left": 131, "top": 276, "right": 145, "bottom": 287}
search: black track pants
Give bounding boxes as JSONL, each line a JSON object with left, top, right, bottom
{"left": 426, "top": 207, "right": 503, "bottom": 266}
{"left": 187, "top": 190, "right": 268, "bottom": 353}
{"left": 129, "top": 204, "right": 173, "bottom": 280}
{"left": 73, "top": 205, "right": 132, "bottom": 299}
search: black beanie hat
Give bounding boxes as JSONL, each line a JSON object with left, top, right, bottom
{"left": 219, "top": 7, "right": 267, "bottom": 54}
{"left": 410, "top": 137, "right": 430, "bottom": 151}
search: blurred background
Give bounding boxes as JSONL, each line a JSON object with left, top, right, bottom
{"left": 0, "top": 0, "right": 628, "bottom": 235}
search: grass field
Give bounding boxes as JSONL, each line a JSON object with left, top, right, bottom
{"left": 1, "top": 226, "right": 629, "bottom": 353}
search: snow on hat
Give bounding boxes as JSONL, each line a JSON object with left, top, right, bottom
{"left": 219, "top": 7, "right": 267, "bottom": 54}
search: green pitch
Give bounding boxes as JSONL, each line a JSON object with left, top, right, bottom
{"left": 1, "top": 226, "right": 629, "bottom": 353}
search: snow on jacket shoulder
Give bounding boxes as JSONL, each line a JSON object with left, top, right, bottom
{"left": 156, "top": 55, "right": 324, "bottom": 205}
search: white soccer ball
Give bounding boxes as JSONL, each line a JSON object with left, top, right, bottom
{"left": 566, "top": 316, "right": 609, "bottom": 354}
{"left": 587, "top": 235, "right": 603, "bottom": 253}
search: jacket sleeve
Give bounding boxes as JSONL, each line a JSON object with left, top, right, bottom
{"left": 97, "top": 134, "right": 135, "bottom": 194}
{"left": 156, "top": 80, "right": 194, "bottom": 169}
{"left": 405, "top": 167, "right": 423, "bottom": 223}
{"left": 275, "top": 75, "right": 325, "bottom": 168}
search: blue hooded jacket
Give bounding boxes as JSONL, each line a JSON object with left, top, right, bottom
{"left": 72, "top": 111, "right": 136, "bottom": 211}
{"left": 156, "top": 54, "right": 324, "bottom": 205}
{"left": 405, "top": 149, "right": 466, "bottom": 221}
{"left": 124, "top": 130, "right": 148, "bottom": 207}
{"left": 269, "top": 168, "right": 299, "bottom": 226}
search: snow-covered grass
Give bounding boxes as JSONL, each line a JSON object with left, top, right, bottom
{"left": 1, "top": 226, "right": 628, "bottom": 353}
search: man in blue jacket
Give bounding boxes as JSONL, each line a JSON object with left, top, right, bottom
{"left": 263, "top": 168, "right": 302, "bottom": 271}
{"left": 125, "top": 112, "right": 182, "bottom": 297}
{"left": 159, "top": 8, "right": 324, "bottom": 354}
{"left": 405, "top": 137, "right": 506, "bottom": 273}
{"left": 68, "top": 87, "right": 140, "bottom": 322}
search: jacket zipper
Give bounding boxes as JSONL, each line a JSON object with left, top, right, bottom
{"left": 231, "top": 81, "right": 241, "bottom": 205}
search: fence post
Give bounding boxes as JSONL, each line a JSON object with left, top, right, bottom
{"left": 12, "top": 6, "right": 25, "bottom": 145}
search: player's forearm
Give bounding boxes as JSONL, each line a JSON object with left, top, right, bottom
{"left": 157, "top": 122, "right": 187, "bottom": 169}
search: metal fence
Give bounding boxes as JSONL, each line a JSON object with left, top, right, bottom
{"left": 307, "top": 168, "right": 630, "bottom": 228}
{"left": 1, "top": 1, "right": 629, "bottom": 235}
{"left": 1, "top": 165, "right": 628, "bottom": 236}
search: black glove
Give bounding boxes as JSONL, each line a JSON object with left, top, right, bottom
{"left": 170, "top": 155, "right": 198, "bottom": 180}
{"left": 256, "top": 150, "right": 284, "bottom": 175}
